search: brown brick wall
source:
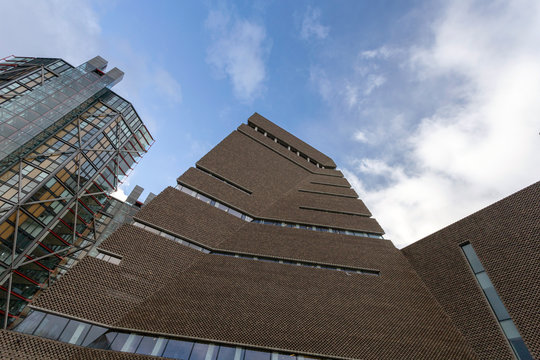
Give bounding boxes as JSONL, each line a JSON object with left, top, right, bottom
{"left": 182, "top": 129, "right": 381, "bottom": 232}
{"left": 237, "top": 123, "right": 343, "bottom": 178}
{"left": 217, "top": 222, "right": 388, "bottom": 269}
{"left": 114, "top": 248, "right": 476, "bottom": 359}
{"left": 247, "top": 113, "right": 336, "bottom": 169}
{"left": 7, "top": 115, "right": 485, "bottom": 359}
{"left": 402, "top": 181, "right": 540, "bottom": 359}
{"left": 135, "top": 187, "right": 247, "bottom": 248}
{"left": 34, "top": 224, "right": 204, "bottom": 324}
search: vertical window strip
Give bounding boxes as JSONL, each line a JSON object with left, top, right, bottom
{"left": 461, "top": 243, "right": 533, "bottom": 360}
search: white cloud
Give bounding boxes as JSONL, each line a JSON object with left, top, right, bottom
{"left": 111, "top": 177, "right": 130, "bottom": 202}
{"left": 300, "top": 7, "right": 330, "bottom": 40}
{"left": 110, "top": 187, "right": 128, "bottom": 202}
{"left": 353, "top": 130, "right": 368, "bottom": 143}
{"left": 0, "top": 0, "right": 100, "bottom": 66}
{"left": 345, "top": 84, "right": 360, "bottom": 107}
{"left": 205, "top": 9, "right": 270, "bottom": 102}
{"left": 344, "top": 0, "right": 540, "bottom": 248}
{"left": 363, "top": 74, "right": 386, "bottom": 95}
{"left": 360, "top": 46, "right": 395, "bottom": 60}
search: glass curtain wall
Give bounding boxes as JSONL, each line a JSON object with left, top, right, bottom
{"left": 0, "top": 56, "right": 153, "bottom": 328}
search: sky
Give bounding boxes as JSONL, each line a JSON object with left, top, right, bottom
{"left": 1, "top": 0, "right": 539, "bottom": 248}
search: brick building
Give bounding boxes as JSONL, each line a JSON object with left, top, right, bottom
{"left": 1, "top": 112, "right": 537, "bottom": 359}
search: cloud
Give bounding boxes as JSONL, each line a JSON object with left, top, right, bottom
{"left": 360, "top": 46, "right": 395, "bottom": 60}
{"left": 110, "top": 187, "right": 128, "bottom": 202}
{"left": 0, "top": 0, "right": 100, "bottom": 66}
{"left": 364, "top": 74, "right": 386, "bottom": 95}
{"left": 313, "top": 0, "right": 540, "bottom": 248}
{"left": 353, "top": 130, "right": 368, "bottom": 143}
{"left": 359, "top": 0, "right": 540, "bottom": 247}
{"left": 205, "top": 9, "right": 270, "bottom": 102}
{"left": 300, "top": 7, "right": 330, "bottom": 40}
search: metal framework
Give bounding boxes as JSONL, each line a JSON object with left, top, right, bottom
{"left": 0, "top": 57, "right": 154, "bottom": 328}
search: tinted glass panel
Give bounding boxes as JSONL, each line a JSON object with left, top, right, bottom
{"left": 136, "top": 336, "right": 167, "bottom": 356}
{"left": 216, "top": 346, "right": 237, "bottom": 360}
{"left": 483, "top": 287, "right": 511, "bottom": 320}
{"left": 13, "top": 310, "right": 45, "bottom": 335}
{"left": 245, "top": 349, "right": 270, "bottom": 360}
{"left": 162, "top": 339, "right": 194, "bottom": 360}
{"left": 475, "top": 271, "right": 492, "bottom": 290}
{"left": 190, "top": 343, "right": 218, "bottom": 360}
{"left": 461, "top": 244, "right": 484, "bottom": 273}
{"left": 88, "top": 331, "right": 117, "bottom": 349}
{"left": 500, "top": 319, "right": 520, "bottom": 340}
{"left": 109, "top": 332, "right": 142, "bottom": 352}
{"left": 81, "top": 324, "right": 107, "bottom": 346}
{"left": 58, "top": 320, "right": 91, "bottom": 345}
{"left": 33, "top": 313, "right": 69, "bottom": 340}
{"left": 510, "top": 339, "right": 534, "bottom": 360}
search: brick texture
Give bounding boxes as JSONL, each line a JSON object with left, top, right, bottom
{"left": 2, "top": 115, "right": 484, "bottom": 359}
{"left": 247, "top": 113, "right": 336, "bottom": 169}
{"left": 402, "top": 181, "right": 540, "bottom": 360}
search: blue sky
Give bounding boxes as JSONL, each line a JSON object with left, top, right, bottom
{"left": 2, "top": 0, "right": 539, "bottom": 247}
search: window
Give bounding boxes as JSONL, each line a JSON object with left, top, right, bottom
{"left": 162, "top": 339, "right": 194, "bottom": 359}
{"left": 33, "top": 313, "right": 69, "bottom": 340}
{"left": 95, "top": 250, "right": 121, "bottom": 265}
{"left": 461, "top": 243, "right": 533, "bottom": 360}
{"left": 136, "top": 336, "right": 168, "bottom": 356}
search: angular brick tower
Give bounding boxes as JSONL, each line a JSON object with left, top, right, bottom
{"left": 2, "top": 113, "right": 477, "bottom": 359}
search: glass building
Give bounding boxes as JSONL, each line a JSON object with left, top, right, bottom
{"left": 0, "top": 56, "right": 153, "bottom": 327}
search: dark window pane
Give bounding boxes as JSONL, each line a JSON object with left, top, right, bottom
{"left": 88, "top": 331, "right": 117, "bottom": 349}
{"left": 483, "top": 287, "right": 511, "bottom": 320}
{"left": 81, "top": 325, "right": 107, "bottom": 346}
{"left": 461, "top": 244, "right": 484, "bottom": 273}
{"left": 163, "top": 339, "right": 194, "bottom": 360}
{"left": 190, "top": 343, "right": 218, "bottom": 360}
{"left": 136, "top": 336, "right": 168, "bottom": 356}
{"left": 13, "top": 310, "right": 45, "bottom": 335}
{"left": 110, "top": 332, "right": 142, "bottom": 352}
{"left": 33, "top": 313, "right": 69, "bottom": 340}
{"left": 217, "top": 346, "right": 240, "bottom": 360}
{"left": 58, "top": 320, "right": 91, "bottom": 345}
{"left": 510, "top": 339, "right": 534, "bottom": 360}
{"left": 245, "top": 349, "right": 270, "bottom": 360}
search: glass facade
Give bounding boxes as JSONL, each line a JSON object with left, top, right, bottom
{"left": 0, "top": 56, "right": 153, "bottom": 328}
{"left": 461, "top": 243, "right": 533, "bottom": 360}
{"left": 15, "top": 309, "right": 320, "bottom": 360}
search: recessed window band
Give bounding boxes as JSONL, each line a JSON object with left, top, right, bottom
{"left": 176, "top": 185, "right": 384, "bottom": 239}
{"left": 133, "top": 221, "right": 379, "bottom": 277}
{"left": 14, "top": 309, "right": 329, "bottom": 360}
